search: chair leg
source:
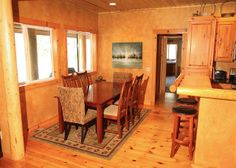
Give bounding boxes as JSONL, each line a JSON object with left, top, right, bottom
{"left": 125, "top": 114, "right": 129, "bottom": 131}
{"left": 81, "top": 125, "right": 88, "bottom": 144}
{"left": 170, "top": 114, "right": 180, "bottom": 158}
{"left": 64, "top": 122, "right": 71, "bottom": 140}
{"left": 75, "top": 125, "right": 79, "bottom": 130}
{"left": 188, "top": 117, "right": 194, "bottom": 160}
{"left": 130, "top": 107, "right": 134, "bottom": 125}
{"left": 117, "top": 119, "right": 122, "bottom": 139}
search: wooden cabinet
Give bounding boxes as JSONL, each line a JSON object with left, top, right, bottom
{"left": 215, "top": 18, "right": 236, "bottom": 62}
{"left": 186, "top": 17, "right": 216, "bottom": 74}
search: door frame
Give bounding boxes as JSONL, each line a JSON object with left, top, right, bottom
{"left": 151, "top": 29, "right": 187, "bottom": 104}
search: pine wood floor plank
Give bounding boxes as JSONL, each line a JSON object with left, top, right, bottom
{"left": 0, "top": 93, "right": 192, "bottom": 168}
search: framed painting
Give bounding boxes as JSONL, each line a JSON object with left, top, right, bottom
{"left": 112, "top": 42, "right": 142, "bottom": 68}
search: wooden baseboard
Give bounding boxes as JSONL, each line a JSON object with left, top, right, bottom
{"left": 28, "top": 116, "right": 58, "bottom": 135}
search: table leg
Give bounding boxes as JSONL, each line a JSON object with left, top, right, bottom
{"left": 96, "top": 105, "right": 103, "bottom": 143}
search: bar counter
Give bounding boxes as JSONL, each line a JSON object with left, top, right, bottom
{"left": 171, "top": 73, "right": 236, "bottom": 168}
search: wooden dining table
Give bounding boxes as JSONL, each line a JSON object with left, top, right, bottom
{"left": 57, "top": 81, "right": 122, "bottom": 143}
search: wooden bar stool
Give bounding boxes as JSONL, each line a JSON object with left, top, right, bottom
{"left": 177, "top": 97, "right": 198, "bottom": 105}
{"left": 170, "top": 106, "right": 198, "bottom": 160}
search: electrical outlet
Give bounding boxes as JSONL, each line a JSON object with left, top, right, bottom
{"left": 145, "top": 67, "right": 151, "bottom": 72}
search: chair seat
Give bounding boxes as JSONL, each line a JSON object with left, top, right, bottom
{"left": 172, "top": 106, "right": 197, "bottom": 115}
{"left": 114, "top": 100, "right": 119, "bottom": 105}
{"left": 81, "top": 109, "right": 97, "bottom": 125}
{"left": 104, "top": 105, "right": 118, "bottom": 117}
{"left": 177, "top": 98, "right": 197, "bottom": 105}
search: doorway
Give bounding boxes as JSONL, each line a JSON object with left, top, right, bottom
{"left": 155, "top": 34, "right": 183, "bottom": 102}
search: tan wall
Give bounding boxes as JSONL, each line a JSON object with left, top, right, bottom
{"left": 12, "top": 0, "right": 98, "bottom": 133}
{"left": 98, "top": 6, "right": 198, "bottom": 105}
{"left": 97, "top": 4, "right": 236, "bottom": 105}
{"left": 14, "top": 0, "right": 98, "bottom": 32}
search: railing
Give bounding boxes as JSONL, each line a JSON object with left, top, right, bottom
{"left": 169, "top": 73, "right": 184, "bottom": 92}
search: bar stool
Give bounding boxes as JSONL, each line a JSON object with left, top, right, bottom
{"left": 177, "top": 97, "right": 198, "bottom": 105}
{"left": 170, "top": 106, "right": 198, "bottom": 160}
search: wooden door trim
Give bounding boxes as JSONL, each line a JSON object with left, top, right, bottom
{"left": 151, "top": 28, "right": 187, "bottom": 105}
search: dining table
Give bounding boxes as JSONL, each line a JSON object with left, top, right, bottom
{"left": 57, "top": 81, "right": 122, "bottom": 143}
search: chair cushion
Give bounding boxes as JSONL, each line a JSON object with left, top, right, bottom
{"left": 81, "top": 109, "right": 97, "bottom": 125}
{"left": 104, "top": 105, "right": 118, "bottom": 117}
{"left": 114, "top": 100, "right": 119, "bottom": 105}
{"left": 172, "top": 106, "right": 197, "bottom": 115}
{"left": 177, "top": 98, "right": 198, "bottom": 105}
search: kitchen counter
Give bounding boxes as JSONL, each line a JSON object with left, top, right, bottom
{"left": 176, "top": 73, "right": 236, "bottom": 101}
{"left": 171, "top": 73, "right": 236, "bottom": 168}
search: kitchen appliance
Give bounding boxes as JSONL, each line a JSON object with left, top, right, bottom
{"left": 229, "top": 68, "right": 236, "bottom": 83}
{"left": 214, "top": 70, "right": 227, "bottom": 83}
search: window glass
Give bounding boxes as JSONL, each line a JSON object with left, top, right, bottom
{"left": 14, "top": 23, "right": 53, "bottom": 83}
{"left": 67, "top": 36, "right": 78, "bottom": 72}
{"left": 67, "top": 31, "right": 94, "bottom": 73}
{"left": 36, "top": 33, "right": 53, "bottom": 79}
{"left": 167, "top": 44, "right": 177, "bottom": 60}
{"left": 14, "top": 31, "right": 27, "bottom": 83}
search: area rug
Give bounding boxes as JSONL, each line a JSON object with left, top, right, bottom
{"left": 32, "top": 108, "right": 150, "bottom": 159}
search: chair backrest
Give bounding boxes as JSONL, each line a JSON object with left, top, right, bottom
{"left": 58, "top": 86, "right": 85, "bottom": 123}
{"left": 138, "top": 76, "right": 149, "bottom": 105}
{"left": 62, "top": 74, "right": 76, "bottom": 87}
{"left": 76, "top": 71, "right": 90, "bottom": 87}
{"left": 117, "top": 80, "right": 132, "bottom": 118}
{"left": 131, "top": 74, "right": 144, "bottom": 104}
{"left": 113, "top": 72, "right": 133, "bottom": 83}
{"left": 62, "top": 74, "right": 82, "bottom": 88}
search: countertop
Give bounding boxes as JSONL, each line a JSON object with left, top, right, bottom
{"left": 176, "top": 73, "right": 236, "bottom": 101}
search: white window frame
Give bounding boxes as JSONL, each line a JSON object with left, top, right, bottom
{"left": 14, "top": 22, "right": 54, "bottom": 84}
{"left": 66, "top": 30, "right": 95, "bottom": 73}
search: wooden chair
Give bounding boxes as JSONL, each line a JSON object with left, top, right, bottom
{"left": 62, "top": 74, "right": 77, "bottom": 87}
{"left": 103, "top": 80, "right": 132, "bottom": 138}
{"left": 128, "top": 74, "right": 144, "bottom": 124}
{"left": 58, "top": 86, "right": 97, "bottom": 143}
{"left": 170, "top": 106, "right": 198, "bottom": 160}
{"left": 113, "top": 72, "right": 133, "bottom": 83}
{"left": 138, "top": 76, "right": 149, "bottom": 106}
{"left": 76, "top": 71, "right": 90, "bottom": 86}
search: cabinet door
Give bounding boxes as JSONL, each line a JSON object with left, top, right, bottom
{"left": 215, "top": 21, "right": 235, "bottom": 62}
{"left": 186, "top": 18, "right": 216, "bottom": 71}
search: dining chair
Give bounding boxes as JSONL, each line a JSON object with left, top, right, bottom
{"left": 62, "top": 74, "right": 78, "bottom": 87}
{"left": 76, "top": 71, "right": 91, "bottom": 86}
{"left": 138, "top": 76, "right": 149, "bottom": 105}
{"left": 128, "top": 74, "right": 144, "bottom": 125}
{"left": 103, "top": 80, "right": 132, "bottom": 138}
{"left": 58, "top": 86, "right": 97, "bottom": 143}
{"left": 113, "top": 72, "right": 133, "bottom": 83}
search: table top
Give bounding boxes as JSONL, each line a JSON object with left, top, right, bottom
{"left": 85, "top": 81, "right": 122, "bottom": 106}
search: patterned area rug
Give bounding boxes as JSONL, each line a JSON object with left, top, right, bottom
{"left": 32, "top": 108, "right": 150, "bottom": 159}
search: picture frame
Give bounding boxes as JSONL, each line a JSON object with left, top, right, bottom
{"left": 112, "top": 42, "right": 142, "bottom": 68}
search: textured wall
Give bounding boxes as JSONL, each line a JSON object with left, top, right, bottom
{"left": 12, "top": 0, "right": 98, "bottom": 131}
{"left": 98, "top": 6, "right": 198, "bottom": 105}
{"left": 98, "top": 3, "right": 236, "bottom": 105}
{"left": 14, "top": 0, "right": 98, "bottom": 32}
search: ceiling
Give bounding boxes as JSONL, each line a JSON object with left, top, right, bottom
{"left": 81, "top": 0, "right": 227, "bottom": 13}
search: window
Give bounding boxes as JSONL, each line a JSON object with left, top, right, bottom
{"left": 66, "top": 31, "right": 94, "bottom": 73}
{"left": 166, "top": 44, "right": 177, "bottom": 61}
{"left": 14, "top": 23, "right": 53, "bottom": 83}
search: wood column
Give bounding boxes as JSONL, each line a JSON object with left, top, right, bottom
{"left": 0, "top": 0, "right": 25, "bottom": 160}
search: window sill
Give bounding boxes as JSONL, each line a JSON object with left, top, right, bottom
{"left": 19, "top": 78, "right": 61, "bottom": 92}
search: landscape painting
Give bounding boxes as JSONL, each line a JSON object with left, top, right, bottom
{"left": 112, "top": 42, "right": 142, "bottom": 68}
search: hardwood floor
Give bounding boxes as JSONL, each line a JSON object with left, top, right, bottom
{"left": 0, "top": 93, "right": 192, "bottom": 168}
